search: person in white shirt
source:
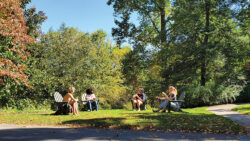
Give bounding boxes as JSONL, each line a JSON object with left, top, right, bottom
{"left": 86, "top": 88, "right": 98, "bottom": 111}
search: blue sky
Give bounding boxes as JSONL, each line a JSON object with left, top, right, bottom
{"left": 28, "top": 0, "right": 116, "bottom": 40}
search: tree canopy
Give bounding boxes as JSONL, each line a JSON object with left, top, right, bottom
{"left": 0, "top": 0, "right": 248, "bottom": 109}
{"left": 0, "top": 0, "right": 34, "bottom": 87}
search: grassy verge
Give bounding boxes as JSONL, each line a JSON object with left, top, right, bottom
{"left": 0, "top": 107, "right": 247, "bottom": 135}
{"left": 233, "top": 104, "right": 250, "bottom": 116}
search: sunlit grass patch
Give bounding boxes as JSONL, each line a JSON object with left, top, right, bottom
{"left": 233, "top": 104, "right": 250, "bottom": 116}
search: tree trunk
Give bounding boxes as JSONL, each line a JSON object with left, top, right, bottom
{"left": 201, "top": 0, "right": 210, "bottom": 86}
{"left": 159, "top": 1, "right": 168, "bottom": 86}
{"left": 159, "top": 6, "right": 167, "bottom": 48}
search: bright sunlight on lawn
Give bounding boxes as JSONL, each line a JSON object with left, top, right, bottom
{"left": 0, "top": 107, "right": 247, "bottom": 135}
{"left": 233, "top": 104, "right": 250, "bottom": 116}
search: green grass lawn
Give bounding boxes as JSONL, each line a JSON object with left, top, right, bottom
{"left": 233, "top": 104, "right": 250, "bottom": 116}
{"left": 0, "top": 107, "right": 247, "bottom": 135}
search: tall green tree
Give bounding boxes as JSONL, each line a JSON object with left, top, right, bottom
{"left": 107, "top": 0, "right": 171, "bottom": 48}
{"left": 169, "top": 0, "right": 248, "bottom": 85}
{"left": 107, "top": 0, "right": 172, "bottom": 98}
{"left": 0, "top": 0, "right": 36, "bottom": 108}
{"left": 160, "top": 0, "right": 249, "bottom": 106}
{"left": 109, "top": 0, "right": 249, "bottom": 107}
{"left": 0, "top": 0, "right": 47, "bottom": 109}
{"left": 33, "top": 25, "right": 127, "bottom": 108}
{"left": 21, "top": 0, "right": 47, "bottom": 38}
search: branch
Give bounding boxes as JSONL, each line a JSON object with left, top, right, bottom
{"left": 134, "top": 2, "right": 160, "bottom": 34}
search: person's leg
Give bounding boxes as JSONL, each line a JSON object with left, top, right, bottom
{"left": 153, "top": 104, "right": 162, "bottom": 112}
{"left": 73, "top": 101, "right": 78, "bottom": 115}
{"left": 73, "top": 102, "right": 76, "bottom": 115}
{"left": 137, "top": 100, "right": 143, "bottom": 111}
{"left": 69, "top": 101, "right": 76, "bottom": 115}
{"left": 90, "top": 101, "right": 96, "bottom": 111}
{"left": 93, "top": 101, "right": 98, "bottom": 111}
{"left": 154, "top": 100, "right": 168, "bottom": 112}
{"left": 132, "top": 100, "right": 137, "bottom": 110}
{"left": 161, "top": 100, "right": 169, "bottom": 112}
{"left": 75, "top": 102, "right": 78, "bottom": 115}
{"left": 136, "top": 101, "right": 140, "bottom": 111}
{"left": 88, "top": 101, "right": 93, "bottom": 111}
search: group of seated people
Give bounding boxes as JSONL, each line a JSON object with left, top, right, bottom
{"left": 132, "top": 86, "right": 179, "bottom": 113}
{"left": 62, "top": 86, "right": 98, "bottom": 115}
{"left": 62, "top": 86, "right": 179, "bottom": 115}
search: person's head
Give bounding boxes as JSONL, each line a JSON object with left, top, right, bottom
{"left": 169, "top": 86, "right": 175, "bottom": 91}
{"left": 86, "top": 88, "right": 94, "bottom": 95}
{"left": 69, "top": 86, "right": 75, "bottom": 94}
{"left": 137, "top": 88, "right": 144, "bottom": 95}
{"left": 168, "top": 86, "right": 177, "bottom": 95}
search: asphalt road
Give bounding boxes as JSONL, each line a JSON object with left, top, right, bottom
{"left": 0, "top": 124, "right": 249, "bottom": 141}
{"left": 207, "top": 104, "right": 250, "bottom": 131}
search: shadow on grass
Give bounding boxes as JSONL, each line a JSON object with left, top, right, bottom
{"left": 59, "top": 112, "right": 247, "bottom": 135}
{"left": 139, "top": 113, "right": 248, "bottom": 134}
{"left": 39, "top": 113, "right": 70, "bottom": 116}
{"left": 62, "top": 118, "right": 136, "bottom": 129}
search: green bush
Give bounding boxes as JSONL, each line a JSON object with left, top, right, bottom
{"left": 236, "top": 82, "right": 250, "bottom": 103}
{"left": 15, "top": 99, "right": 34, "bottom": 110}
{"left": 122, "top": 102, "right": 133, "bottom": 110}
{"left": 182, "top": 83, "right": 243, "bottom": 107}
{"left": 98, "top": 98, "right": 112, "bottom": 109}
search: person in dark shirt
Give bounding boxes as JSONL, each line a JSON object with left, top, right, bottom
{"left": 132, "top": 88, "right": 146, "bottom": 111}
{"left": 153, "top": 86, "right": 179, "bottom": 113}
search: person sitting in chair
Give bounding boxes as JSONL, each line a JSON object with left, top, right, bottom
{"left": 132, "top": 88, "right": 146, "bottom": 111}
{"left": 153, "top": 86, "right": 179, "bottom": 113}
{"left": 63, "top": 86, "right": 79, "bottom": 115}
{"left": 86, "top": 88, "right": 98, "bottom": 111}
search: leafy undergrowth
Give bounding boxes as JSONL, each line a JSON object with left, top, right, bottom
{"left": 233, "top": 104, "right": 250, "bottom": 116}
{"left": 0, "top": 107, "right": 247, "bottom": 135}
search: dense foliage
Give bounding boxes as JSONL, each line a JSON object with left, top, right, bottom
{"left": 108, "top": 0, "right": 249, "bottom": 107}
{"left": 28, "top": 26, "right": 129, "bottom": 109}
{"left": 0, "top": 0, "right": 248, "bottom": 109}
{"left": 0, "top": 0, "right": 35, "bottom": 108}
{"left": 0, "top": 0, "right": 34, "bottom": 87}
{"left": 0, "top": 0, "right": 48, "bottom": 109}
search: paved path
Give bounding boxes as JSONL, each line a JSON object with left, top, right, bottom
{"left": 207, "top": 104, "right": 250, "bottom": 132}
{"left": 0, "top": 124, "right": 249, "bottom": 141}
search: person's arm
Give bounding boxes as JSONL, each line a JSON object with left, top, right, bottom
{"left": 132, "top": 94, "right": 137, "bottom": 99}
{"left": 69, "top": 94, "right": 78, "bottom": 102}
{"left": 90, "top": 94, "right": 96, "bottom": 101}
{"left": 136, "top": 95, "right": 143, "bottom": 102}
{"left": 161, "top": 92, "right": 171, "bottom": 100}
